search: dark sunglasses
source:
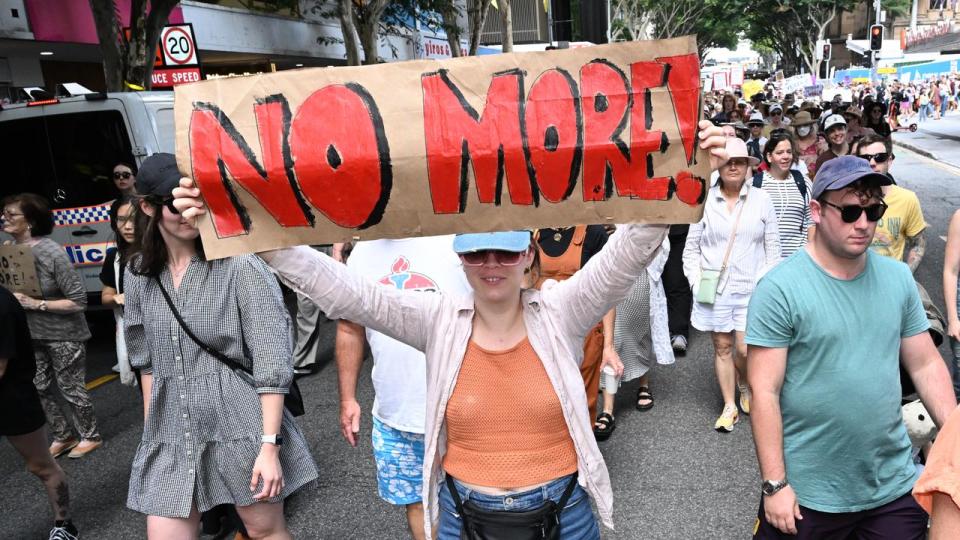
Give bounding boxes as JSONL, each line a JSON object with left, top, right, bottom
{"left": 857, "top": 152, "right": 890, "bottom": 164}
{"left": 148, "top": 196, "right": 180, "bottom": 215}
{"left": 114, "top": 171, "right": 132, "bottom": 180}
{"left": 821, "top": 201, "right": 887, "bottom": 223}
{"left": 460, "top": 250, "right": 525, "bottom": 267}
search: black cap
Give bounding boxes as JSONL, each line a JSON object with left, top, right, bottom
{"left": 135, "top": 153, "right": 181, "bottom": 198}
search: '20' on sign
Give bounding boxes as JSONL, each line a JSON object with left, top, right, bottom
{"left": 186, "top": 50, "right": 706, "bottom": 240}
{"left": 162, "top": 26, "right": 197, "bottom": 66}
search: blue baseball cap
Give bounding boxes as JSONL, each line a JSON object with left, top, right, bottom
{"left": 453, "top": 231, "right": 531, "bottom": 254}
{"left": 812, "top": 155, "right": 892, "bottom": 200}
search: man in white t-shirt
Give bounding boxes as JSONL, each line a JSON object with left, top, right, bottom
{"left": 337, "top": 236, "right": 470, "bottom": 540}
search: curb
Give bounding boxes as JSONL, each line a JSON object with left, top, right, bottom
{"left": 892, "top": 139, "right": 938, "bottom": 161}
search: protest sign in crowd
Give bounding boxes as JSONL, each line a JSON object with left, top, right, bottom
{"left": 2, "top": 37, "right": 960, "bottom": 540}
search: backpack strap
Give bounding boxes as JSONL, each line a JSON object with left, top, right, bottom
{"left": 789, "top": 169, "right": 807, "bottom": 200}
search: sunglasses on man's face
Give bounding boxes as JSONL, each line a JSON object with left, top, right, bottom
{"left": 821, "top": 201, "right": 887, "bottom": 223}
{"left": 460, "top": 250, "right": 525, "bottom": 267}
{"left": 114, "top": 171, "right": 132, "bottom": 180}
{"left": 857, "top": 152, "right": 890, "bottom": 164}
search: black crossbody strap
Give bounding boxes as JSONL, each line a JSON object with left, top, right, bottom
{"left": 153, "top": 277, "right": 250, "bottom": 375}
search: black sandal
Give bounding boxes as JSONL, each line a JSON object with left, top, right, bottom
{"left": 594, "top": 412, "right": 616, "bottom": 441}
{"left": 636, "top": 386, "right": 654, "bottom": 410}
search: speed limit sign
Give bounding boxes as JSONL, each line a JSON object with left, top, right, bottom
{"left": 161, "top": 25, "right": 198, "bottom": 66}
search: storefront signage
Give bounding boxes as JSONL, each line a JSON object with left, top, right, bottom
{"left": 174, "top": 37, "right": 710, "bottom": 259}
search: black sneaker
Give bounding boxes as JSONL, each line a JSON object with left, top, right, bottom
{"left": 49, "top": 525, "right": 78, "bottom": 540}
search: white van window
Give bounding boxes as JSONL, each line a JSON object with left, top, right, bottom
{"left": 154, "top": 107, "right": 176, "bottom": 154}
{"left": 0, "top": 110, "right": 135, "bottom": 207}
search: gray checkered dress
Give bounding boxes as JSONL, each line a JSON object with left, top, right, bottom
{"left": 123, "top": 255, "right": 317, "bottom": 518}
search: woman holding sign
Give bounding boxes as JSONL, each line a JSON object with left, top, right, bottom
{"left": 173, "top": 122, "right": 729, "bottom": 539}
{"left": 1, "top": 193, "right": 102, "bottom": 459}
{"left": 123, "top": 154, "right": 317, "bottom": 540}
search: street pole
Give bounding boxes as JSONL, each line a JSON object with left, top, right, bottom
{"left": 910, "top": 0, "right": 918, "bottom": 30}
{"left": 871, "top": 0, "right": 882, "bottom": 82}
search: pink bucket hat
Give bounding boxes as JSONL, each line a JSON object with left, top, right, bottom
{"left": 722, "top": 137, "right": 760, "bottom": 167}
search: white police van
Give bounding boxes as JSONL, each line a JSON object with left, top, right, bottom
{"left": 0, "top": 90, "right": 175, "bottom": 305}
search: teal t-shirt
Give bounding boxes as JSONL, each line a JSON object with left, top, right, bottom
{"left": 745, "top": 249, "right": 929, "bottom": 513}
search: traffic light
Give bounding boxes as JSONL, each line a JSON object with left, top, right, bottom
{"left": 822, "top": 42, "right": 832, "bottom": 61}
{"left": 870, "top": 25, "right": 883, "bottom": 51}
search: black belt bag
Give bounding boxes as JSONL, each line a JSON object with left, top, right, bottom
{"left": 446, "top": 473, "right": 579, "bottom": 540}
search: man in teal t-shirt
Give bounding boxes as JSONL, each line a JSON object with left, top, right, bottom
{"left": 746, "top": 156, "right": 957, "bottom": 539}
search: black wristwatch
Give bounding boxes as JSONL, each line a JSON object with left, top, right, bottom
{"left": 762, "top": 479, "right": 788, "bottom": 496}
{"left": 261, "top": 434, "right": 284, "bottom": 446}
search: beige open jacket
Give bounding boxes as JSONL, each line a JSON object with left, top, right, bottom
{"left": 260, "top": 224, "right": 668, "bottom": 539}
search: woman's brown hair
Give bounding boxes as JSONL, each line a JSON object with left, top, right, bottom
{"left": 129, "top": 197, "right": 204, "bottom": 277}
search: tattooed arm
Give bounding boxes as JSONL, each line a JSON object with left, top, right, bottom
{"left": 905, "top": 231, "right": 927, "bottom": 274}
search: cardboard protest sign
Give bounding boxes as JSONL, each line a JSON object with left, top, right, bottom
{"left": 175, "top": 36, "right": 710, "bottom": 259}
{"left": 0, "top": 245, "right": 42, "bottom": 297}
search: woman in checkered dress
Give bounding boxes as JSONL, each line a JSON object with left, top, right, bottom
{"left": 123, "top": 154, "right": 317, "bottom": 538}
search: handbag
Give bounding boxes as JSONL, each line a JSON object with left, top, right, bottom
{"left": 445, "top": 473, "right": 578, "bottom": 540}
{"left": 696, "top": 191, "right": 747, "bottom": 305}
{"left": 154, "top": 277, "right": 305, "bottom": 417}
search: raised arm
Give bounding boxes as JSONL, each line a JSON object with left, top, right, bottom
{"left": 260, "top": 247, "right": 439, "bottom": 352}
{"left": 547, "top": 224, "right": 668, "bottom": 338}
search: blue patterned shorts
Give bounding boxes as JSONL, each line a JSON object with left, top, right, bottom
{"left": 372, "top": 416, "right": 425, "bottom": 505}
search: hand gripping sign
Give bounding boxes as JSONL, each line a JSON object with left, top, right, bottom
{"left": 175, "top": 36, "right": 709, "bottom": 259}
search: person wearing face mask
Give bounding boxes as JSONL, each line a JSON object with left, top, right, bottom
{"left": 791, "top": 112, "right": 820, "bottom": 177}
{"left": 814, "top": 114, "right": 850, "bottom": 173}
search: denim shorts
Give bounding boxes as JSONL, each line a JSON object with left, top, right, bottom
{"left": 372, "top": 416, "right": 425, "bottom": 505}
{"left": 437, "top": 473, "right": 600, "bottom": 540}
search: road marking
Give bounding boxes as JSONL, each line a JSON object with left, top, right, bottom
{"left": 86, "top": 373, "right": 118, "bottom": 390}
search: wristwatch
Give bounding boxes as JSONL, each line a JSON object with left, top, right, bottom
{"left": 762, "top": 479, "right": 789, "bottom": 496}
{"left": 261, "top": 434, "right": 284, "bottom": 446}
{"left": 38, "top": 300, "right": 48, "bottom": 312}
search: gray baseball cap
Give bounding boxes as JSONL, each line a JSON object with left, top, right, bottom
{"left": 812, "top": 155, "right": 892, "bottom": 199}
{"left": 135, "top": 153, "right": 182, "bottom": 198}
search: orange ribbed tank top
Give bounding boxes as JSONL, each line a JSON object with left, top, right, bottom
{"left": 443, "top": 337, "right": 578, "bottom": 488}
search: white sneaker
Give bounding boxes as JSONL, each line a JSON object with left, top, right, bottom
{"left": 111, "top": 364, "right": 120, "bottom": 373}
{"left": 671, "top": 335, "right": 687, "bottom": 356}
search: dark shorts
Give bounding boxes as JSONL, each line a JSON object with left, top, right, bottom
{"left": 753, "top": 491, "right": 928, "bottom": 540}
{"left": 0, "top": 378, "right": 46, "bottom": 436}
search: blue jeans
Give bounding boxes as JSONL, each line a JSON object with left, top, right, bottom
{"left": 438, "top": 474, "right": 600, "bottom": 540}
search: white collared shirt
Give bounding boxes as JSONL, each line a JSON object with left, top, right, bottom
{"left": 683, "top": 182, "right": 782, "bottom": 296}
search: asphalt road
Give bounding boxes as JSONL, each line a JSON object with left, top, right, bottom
{"left": 3, "top": 133, "right": 960, "bottom": 539}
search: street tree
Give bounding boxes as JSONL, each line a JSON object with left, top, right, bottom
{"left": 744, "top": 0, "right": 858, "bottom": 76}
{"left": 467, "top": 0, "right": 494, "bottom": 55}
{"left": 608, "top": 0, "right": 745, "bottom": 60}
{"left": 314, "top": 0, "right": 466, "bottom": 66}
{"left": 88, "top": 0, "right": 181, "bottom": 91}
{"left": 493, "top": 0, "right": 513, "bottom": 53}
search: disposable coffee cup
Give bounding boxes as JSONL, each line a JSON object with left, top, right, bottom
{"left": 601, "top": 365, "right": 619, "bottom": 390}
